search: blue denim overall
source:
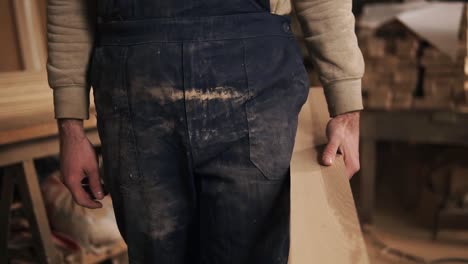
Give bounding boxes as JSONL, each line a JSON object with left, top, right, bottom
{"left": 91, "top": 1, "right": 310, "bottom": 263}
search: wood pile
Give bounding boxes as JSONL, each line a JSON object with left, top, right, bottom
{"left": 359, "top": 22, "right": 420, "bottom": 110}
{"left": 359, "top": 5, "right": 468, "bottom": 112}
{"left": 416, "top": 46, "right": 465, "bottom": 110}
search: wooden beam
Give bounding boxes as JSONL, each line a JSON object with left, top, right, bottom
{"left": 12, "top": 0, "right": 47, "bottom": 71}
{"left": 17, "top": 160, "right": 62, "bottom": 263}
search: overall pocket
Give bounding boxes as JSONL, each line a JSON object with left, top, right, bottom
{"left": 243, "top": 36, "right": 309, "bottom": 180}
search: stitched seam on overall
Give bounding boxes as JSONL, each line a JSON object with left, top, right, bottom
{"left": 100, "top": 34, "right": 293, "bottom": 47}
{"left": 121, "top": 46, "right": 142, "bottom": 182}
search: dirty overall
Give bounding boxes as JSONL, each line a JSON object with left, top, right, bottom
{"left": 90, "top": 0, "right": 310, "bottom": 263}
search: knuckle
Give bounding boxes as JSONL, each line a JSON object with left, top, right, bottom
{"left": 354, "top": 159, "right": 361, "bottom": 170}
{"left": 88, "top": 174, "right": 99, "bottom": 182}
{"left": 88, "top": 170, "right": 97, "bottom": 177}
{"left": 346, "top": 162, "right": 359, "bottom": 175}
{"left": 63, "top": 179, "right": 73, "bottom": 189}
{"left": 329, "top": 134, "right": 342, "bottom": 143}
{"left": 86, "top": 168, "right": 97, "bottom": 175}
{"left": 352, "top": 167, "right": 357, "bottom": 174}
{"left": 326, "top": 142, "right": 339, "bottom": 152}
{"left": 89, "top": 166, "right": 99, "bottom": 174}
{"left": 323, "top": 150, "right": 336, "bottom": 158}
{"left": 72, "top": 196, "right": 85, "bottom": 206}
{"left": 355, "top": 163, "right": 361, "bottom": 172}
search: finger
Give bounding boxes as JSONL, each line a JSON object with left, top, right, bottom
{"left": 66, "top": 179, "right": 102, "bottom": 209}
{"left": 343, "top": 153, "right": 360, "bottom": 179}
{"left": 350, "top": 158, "right": 361, "bottom": 177}
{"left": 87, "top": 164, "right": 104, "bottom": 200}
{"left": 322, "top": 137, "right": 341, "bottom": 166}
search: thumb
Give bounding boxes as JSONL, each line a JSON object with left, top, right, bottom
{"left": 88, "top": 164, "right": 104, "bottom": 200}
{"left": 87, "top": 140, "right": 104, "bottom": 200}
{"left": 322, "top": 137, "right": 340, "bottom": 166}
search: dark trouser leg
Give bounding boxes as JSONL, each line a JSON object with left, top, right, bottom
{"left": 184, "top": 36, "right": 309, "bottom": 264}
{"left": 112, "top": 144, "right": 195, "bottom": 263}
{"left": 197, "top": 138, "right": 291, "bottom": 264}
{"left": 95, "top": 43, "right": 198, "bottom": 264}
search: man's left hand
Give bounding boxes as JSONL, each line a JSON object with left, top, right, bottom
{"left": 321, "top": 111, "right": 360, "bottom": 179}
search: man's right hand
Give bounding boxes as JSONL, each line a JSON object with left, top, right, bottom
{"left": 58, "top": 119, "right": 104, "bottom": 209}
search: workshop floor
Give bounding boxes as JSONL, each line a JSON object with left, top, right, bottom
{"left": 362, "top": 185, "right": 468, "bottom": 264}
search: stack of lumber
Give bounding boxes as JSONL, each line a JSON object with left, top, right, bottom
{"left": 415, "top": 46, "right": 465, "bottom": 109}
{"left": 359, "top": 22, "right": 420, "bottom": 110}
{"left": 415, "top": 3, "right": 466, "bottom": 110}
{"left": 358, "top": 7, "right": 468, "bottom": 112}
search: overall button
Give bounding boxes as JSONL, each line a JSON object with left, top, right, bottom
{"left": 282, "top": 22, "right": 291, "bottom": 33}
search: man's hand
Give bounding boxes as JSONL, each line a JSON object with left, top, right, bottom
{"left": 321, "top": 111, "right": 360, "bottom": 179}
{"left": 58, "top": 119, "right": 104, "bottom": 208}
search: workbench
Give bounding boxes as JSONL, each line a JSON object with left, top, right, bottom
{"left": 359, "top": 109, "right": 468, "bottom": 223}
{"left": 0, "top": 72, "right": 125, "bottom": 263}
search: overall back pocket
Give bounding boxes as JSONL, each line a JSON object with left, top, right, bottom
{"left": 243, "top": 36, "right": 309, "bottom": 180}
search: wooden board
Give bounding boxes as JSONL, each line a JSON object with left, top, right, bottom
{"left": 289, "top": 88, "right": 369, "bottom": 264}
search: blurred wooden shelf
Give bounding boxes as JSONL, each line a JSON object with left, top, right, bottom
{"left": 0, "top": 71, "right": 97, "bottom": 146}
{"left": 359, "top": 109, "right": 468, "bottom": 224}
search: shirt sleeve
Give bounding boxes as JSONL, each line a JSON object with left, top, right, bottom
{"left": 292, "top": 0, "right": 365, "bottom": 116}
{"left": 46, "top": 0, "right": 95, "bottom": 120}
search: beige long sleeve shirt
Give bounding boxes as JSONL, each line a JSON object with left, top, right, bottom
{"left": 47, "top": 0, "right": 364, "bottom": 119}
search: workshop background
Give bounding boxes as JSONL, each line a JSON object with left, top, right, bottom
{"left": 1, "top": 0, "right": 467, "bottom": 263}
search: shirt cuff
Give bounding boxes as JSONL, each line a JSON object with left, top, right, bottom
{"left": 53, "top": 86, "right": 90, "bottom": 120}
{"left": 323, "top": 78, "right": 364, "bottom": 117}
